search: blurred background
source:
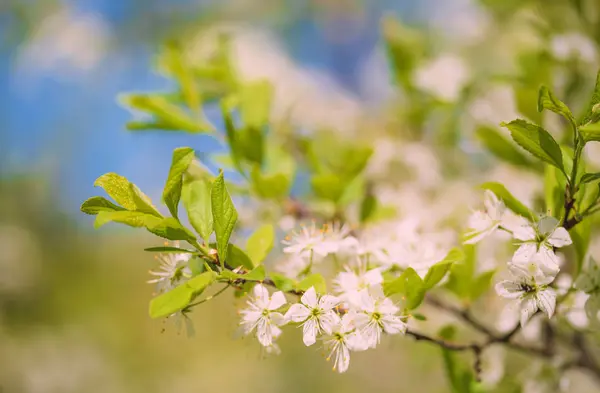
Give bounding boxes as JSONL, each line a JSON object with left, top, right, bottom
{"left": 2, "top": 0, "right": 600, "bottom": 392}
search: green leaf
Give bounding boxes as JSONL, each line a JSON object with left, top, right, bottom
{"left": 226, "top": 244, "right": 254, "bottom": 270}
{"left": 251, "top": 167, "right": 291, "bottom": 200}
{"left": 149, "top": 271, "right": 216, "bottom": 318}
{"left": 581, "top": 172, "right": 600, "bottom": 184}
{"left": 163, "top": 147, "right": 195, "bottom": 218}
{"left": 239, "top": 80, "right": 273, "bottom": 129}
{"left": 359, "top": 192, "right": 378, "bottom": 222}
{"left": 270, "top": 273, "right": 296, "bottom": 292}
{"left": 579, "top": 69, "right": 600, "bottom": 126}
{"left": 211, "top": 172, "right": 238, "bottom": 266}
{"left": 119, "top": 94, "right": 211, "bottom": 133}
{"left": 244, "top": 265, "right": 266, "bottom": 281}
{"left": 158, "top": 42, "right": 200, "bottom": 113}
{"left": 94, "top": 173, "right": 162, "bottom": 216}
{"left": 381, "top": 16, "right": 424, "bottom": 90}
{"left": 246, "top": 224, "right": 275, "bottom": 267}
{"left": 80, "top": 196, "right": 125, "bottom": 215}
{"left": 544, "top": 165, "right": 566, "bottom": 218}
{"left": 384, "top": 268, "right": 425, "bottom": 309}
{"left": 481, "top": 182, "right": 537, "bottom": 220}
{"left": 297, "top": 274, "right": 327, "bottom": 294}
{"left": 94, "top": 211, "right": 150, "bottom": 229}
{"left": 238, "top": 127, "right": 264, "bottom": 166}
{"left": 311, "top": 174, "right": 346, "bottom": 202}
{"left": 145, "top": 217, "right": 198, "bottom": 243}
{"left": 412, "top": 313, "right": 427, "bottom": 321}
{"left": 422, "top": 248, "right": 464, "bottom": 290}
{"left": 580, "top": 122, "right": 600, "bottom": 143}
{"left": 222, "top": 106, "right": 247, "bottom": 176}
{"left": 469, "top": 270, "right": 496, "bottom": 300}
{"left": 144, "top": 246, "right": 196, "bottom": 253}
{"left": 501, "top": 119, "right": 564, "bottom": 172}
{"left": 182, "top": 178, "right": 213, "bottom": 242}
{"left": 445, "top": 245, "right": 476, "bottom": 300}
{"left": 537, "top": 86, "right": 576, "bottom": 127}
{"left": 475, "top": 126, "right": 532, "bottom": 168}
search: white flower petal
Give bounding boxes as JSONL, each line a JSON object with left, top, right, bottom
{"left": 512, "top": 243, "right": 537, "bottom": 264}
{"left": 301, "top": 287, "right": 318, "bottom": 308}
{"left": 285, "top": 303, "right": 311, "bottom": 322}
{"left": 319, "top": 311, "right": 341, "bottom": 335}
{"left": 380, "top": 315, "right": 407, "bottom": 334}
{"left": 547, "top": 227, "right": 572, "bottom": 248}
{"left": 270, "top": 312, "right": 286, "bottom": 326}
{"left": 252, "top": 284, "right": 271, "bottom": 308}
{"left": 535, "top": 247, "right": 560, "bottom": 278}
{"left": 519, "top": 296, "right": 538, "bottom": 327}
{"left": 538, "top": 216, "right": 560, "bottom": 236}
{"left": 318, "top": 294, "right": 340, "bottom": 311}
{"left": 536, "top": 288, "right": 556, "bottom": 318}
{"left": 302, "top": 318, "right": 319, "bottom": 346}
{"left": 495, "top": 280, "right": 524, "bottom": 299}
{"left": 513, "top": 224, "right": 536, "bottom": 241}
{"left": 268, "top": 291, "right": 287, "bottom": 310}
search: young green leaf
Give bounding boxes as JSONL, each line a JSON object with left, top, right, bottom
{"left": 475, "top": 126, "right": 533, "bottom": 168}
{"left": 144, "top": 246, "right": 196, "bottom": 253}
{"left": 270, "top": 273, "right": 297, "bottom": 292}
{"left": 251, "top": 168, "right": 291, "bottom": 200}
{"left": 579, "top": 69, "right": 600, "bottom": 126}
{"left": 580, "top": 122, "right": 600, "bottom": 143}
{"left": 537, "top": 86, "right": 576, "bottom": 127}
{"left": 481, "top": 182, "right": 537, "bottom": 220}
{"left": 297, "top": 274, "right": 327, "bottom": 294}
{"left": 422, "top": 248, "right": 464, "bottom": 290}
{"left": 244, "top": 265, "right": 266, "bottom": 281}
{"left": 246, "top": 224, "right": 275, "bottom": 267}
{"left": 94, "top": 211, "right": 151, "bottom": 229}
{"left": 211, "top": 172, "right": 238, "bottom": 266}
{"left": 182, "top": 178, "right": 213, "bottom": 242}
{"left": 163, "top": 147, "right": 195, "bottom": 218}
{"left": 239, "top": 80, "right": 273, "bottom": 129}
{"left": 581, "top": 173, "right": 600, "bottom": 184}
{"left": 469, "top": 270, "right": 496, "bottom": 301}
{"left": 384, "top": 268, "right": 425, "bottom": 309}
{"left": 80, "top": 196, "right": 125, "bottom": 215}
{"left": 226, "top": 244, "right": 254, "bottom": 270}
{"left": 148, "top": 271, "right": 217, "bottom": 319}
{"left": 501, "top": 119, "right": 564, "bottom": 172}
{"left": 311, "top": 174, "right": 346, "bottom": 202}
{"left": 571, "top": 220, "right": 592, "bottom": 276}
{"left": 94, "top": 173, "right": 162, "bottom": 216}
{"left": 145, "top": 217, "right": 198, "bottom": 243}
{"left": 222, "top": 106, "right": 247, "bottom": 177}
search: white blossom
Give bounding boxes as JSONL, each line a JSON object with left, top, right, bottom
{"left": 551, "top": 33, "right": 597, "bottom": 63}
{"left": 511, "top": 216, "right": 572, "bottom": 275}
{"left": 282, "top": 223, "right": 329, "bottom": 259}
{"left": 323, "top": 313, "right": 368, "bottom": 373}
{"left": 414, "top": 54, "right": 470, "bottom": 102}
{"left": 239, "top": 284, "right": 287, "bottom": 347}
{"left": 147, "top": 249, "right": 192, "bottom": 293}
{"left": 464, "top": 190, "right": 506, "bottom": 244}
{"left": 495, "top": 263, "right": 556, "bottom": 327}
{"left": 349, "top": 289, "right": 406, "bottom": 348}
{"left": 574, "top": 258, "right": 600, "bottom": 326}
{"left": 285, "top": 287, "right": 341, "bottom": 346}
{"left": 322, "top": 222, "right": 359, "bottom": 255}
{"left": 333, "top": 262, "right": 383, "bottom": 300}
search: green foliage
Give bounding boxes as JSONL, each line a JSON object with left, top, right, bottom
{"left": 446, "top": 245, "right": 496, "bottom": 302}
{"left": 144, "top": 217, "right": 198, "bottom": 243}
{"left": 210, "top": 172, "right": 238, "bottom": 266}
{"left": 182, "top": 178, "right": 213, "bottom": 242}
{"left": 384, "top": 268, "right": 425, "bottom": 310}
{"left": 80, "top": 196, "right": 125, "bottom": 215}
{"left": 544, "top": 165, "right": 566, "bottom": 218}
{"left": 580, "top": 70, "right": 600, "bottom": 126}
{"left": 270, "top": 273, "right": 297, "bottom": 292}
{"left": 381, "top": 15, "right": 424, "bottom": 91}
{"left": 246, "top": 224, "right": 274, "bottom": 267}
{"left": 297, "top": 274, "right": 327, "bottom": 294}
{"left": 148, "top": 271, "right": 217, "bottom": 319}
{"left": 537, "top": 86, "right": 576, "bottom": 127}
{"left": 119, "top": 94, "right": 212, "bottom": 133}
{"left": 580, "top": 122, "right": 600, "bottom": 143}
{"left": 582, "top": 173, "right": 600, "bottom": 184}
{"left": 93, "top": 173, "right": 162, "bottom": 216}
{"left": 311, "top": 174, "right": 346, "bottom": 202}
{"left": 481, "top": 182, "right": 537, "bottom": 220}
{"left": 163, "top": 147, "right": 195, "bottom": 218}
{"left": 225, "top": 244, "right": 254, "bottom": 270}
{"left": 571, "top": 220, "right": 592, "bottom": 276}
{"left": 422, "top": 248, "right": 464, "bottom": 290}
{"left": 475, "top": 126, "right": 533, "bottom": 168}
{"left": 144, "top": 246, "right": 196, "bottom": 253}
{"left": 501, "top": 119, "right": 564, "bottom": 173}
{"left": 239, "top": 80, "right": 273, "bottom": 129}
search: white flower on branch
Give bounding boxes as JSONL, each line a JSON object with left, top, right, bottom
{"left": 512, "top": 216, "right": 572, "bottom": 276}
{"left": 349, "top": 289, "right": 406, "bottom": 348}
{"left": 285, "top": 287, "right": 341, "bottom": 346}
{"left": 495, "top": 263, "right": 556, "bottom": 327}
{"left": 147, "top": 248, "right": 192, "bottom": 293}
{"left": 464, "top": 190, "right": 506, "bottom": 244}
{"left": 321, "top": 222, "right": 359, "bottom": 255}
{"left": 323, "top": 313, "right": 368, "bottom": 373}
{"left": 333, "top": 262, "right": 383, "bottom": 301}
{"left": 282, "top": 222, "right": 329, "bottom": 259}
{"left": 239, "top": 284, "right": 287, "bottom": 347}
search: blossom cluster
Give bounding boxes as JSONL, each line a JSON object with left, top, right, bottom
{"left": 240, "top": 222, "right": 418, "bottom": 372}
{"left": 465, "top": 191, "right": 573, "bottom": 327}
